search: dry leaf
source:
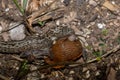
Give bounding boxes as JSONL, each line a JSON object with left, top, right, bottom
{"left": 27, "top": 0, "right": 40, "bottom": 13}
{"left": 1, "top": 0, "right": 6, "bottom": 8}
{"left": 70, "top": 25, "right": 83, "bottom": 35}
{"left": 103, "top": 1, "right": 119, "bottom": 12}
{"left": 63, "top": 11, "right": 77, "bottom": 23}
{"left": 27, "top": 0, "right": 57, "bottom": 27}
{"left": 0, "top": 20, "right": 9, "bottom": 41}
{"left": 26, "top": 0, "right": 53, "bottom": 13}
{"left": 107, "top": 67, "right": 116, "bottom": 80}
{"left": 70, "top": 25, "right": 88, "bottom": 46}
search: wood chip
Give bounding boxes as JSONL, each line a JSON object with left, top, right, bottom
{"left": 103, "top": 1, "right": 119, "bottom": 12}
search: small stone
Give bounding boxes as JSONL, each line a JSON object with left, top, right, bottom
{"left": 111, "top": 1, "right": 115, "bottom": 4}
{"left": 96, "top": 71, "right": 100, "bottom": 76}
{"left": 97, "top": 23, "right": 105, "bottom": 29}
{"left": 86, "top": 70, "right": 90, "bottom": 78}
{"left": 0, "top": 26, "right": 2, "bottom": 33}
{"left": 109, "top": 22, "right": 114, "bottom": 26}
{"left": 9, "top": 23, "right": 26, "bottom": 40}
{"left": 5, "top": 8, "right": 9, "bottom": 12}
{"left": 41, "top": 74, "right": 45, "bottom": 79}
{"left": 56, "top": 20, "right": 60, "bottom": 25}
{"left": 68, "top": 34, "right": 76, "bottom": 41}
{"left": 82, "top": 67, "right": 88, "bottom": 72}
{"left": 30, "top": 65, "right": 37, "bottom": 70}
{"left": 69, "top": 70, "right": 75, "bottom": 74}
{"left": 51, "top": 37, "right": 57, "bottom": 41}
{"left": 89, "top": 0, "right": 97, "bottom": 6}
{"left": 68, "top": 77, "right": 74, "bottom": 80}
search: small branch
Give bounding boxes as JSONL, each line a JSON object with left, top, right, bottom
{"left": 29, "top": 45, "right": 120, "bottom": 74}
{"left": 29, "top": 61, "right": 84, "bottom": 74}
{"left": 87, "top": 45, "right": 120, "bottom": 63}
{"left": 11, "top": 55, "right": 24, "bottom": 62}
{"left": 27, "top": 0, "right": 58, "bottom": 21}
{"left": 0, "top": 21, "right": 23, "bottom": 34}
{"left": 0, "top": 74, "right": 10, "bottom": 80}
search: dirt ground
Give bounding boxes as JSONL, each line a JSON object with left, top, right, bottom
{"left": 0, "top": 0, "right": 120, "bottom": 80}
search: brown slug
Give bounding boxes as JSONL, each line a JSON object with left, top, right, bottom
{"left": 44, "top": 35, "right": 83, "bottom": 68}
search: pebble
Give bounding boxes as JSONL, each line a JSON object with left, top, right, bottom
{"left": 97, "top": 23, "right": 106, "bottom": 29}
{"left": 9, "top": 22, "right": 26, "bottom": 40}
{"left": 68, "top": 77, "right": 74, "bottom": 80}
{"left": 5, "top": 8, "right": 10, "bottom": 12}
{"left": 96, "top": 71, "right": 100, "bottom": 76}
{"left": 82, "top": 67, "right": 88, "bottom": 72}
{"left": 89, "top": 0, "right": 97, "bottom": 6}
{"left": 86, "top": 70, "right": 90, "bottom": 78}
{"left": 0, "top": 26, "right": 2, "bottom": 33}
{"left": 69, "top": 70, "right": 75, "bottom": 74}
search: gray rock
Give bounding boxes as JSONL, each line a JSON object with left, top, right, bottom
{"left": 9, "top": 22, "right": 26, "bottom": 40}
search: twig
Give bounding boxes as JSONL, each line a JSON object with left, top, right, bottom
{"left": 29, "top": 45, "right": 120, "bottom": 74}
{"left": 32, "top": 7, "right": 60, "bottom": 24}
{"left": 11, "top": 55, "right": 24, "bottom": 62}
{"left": 29, "top": 61, "right": 84, "bottom": 74}
{"left": 0, "top": 74, "right": 10, "bottom": 80}
{"left": 87, "top": 45, "right": 120, "bottom": 63}
{"left": 0, "top": 21, "right": 23, "bottom": 34}
{"left": 1, "top": 0, "right": 60, "bottom": 34}
{"left": 27, "top": 0, "right": 58, "bottom": 21}
{"left": 25, "top": 0, "right": 61, "bottom": 33}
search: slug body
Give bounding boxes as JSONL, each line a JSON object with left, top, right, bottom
{"left": 44, "top": 35, "right": 83, "bottom": 68}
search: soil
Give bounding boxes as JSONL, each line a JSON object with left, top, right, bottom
{"left": 0, "top": 0, "right": 120, "bottom": 80}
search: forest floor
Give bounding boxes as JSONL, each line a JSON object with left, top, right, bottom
{"left": 0, "top": 0, "right": 120, "bottom": 80}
